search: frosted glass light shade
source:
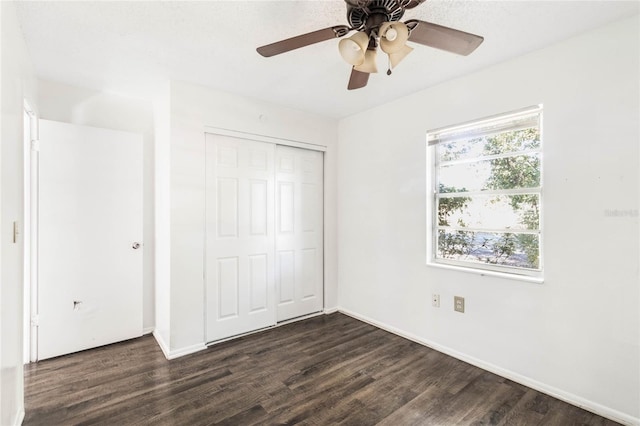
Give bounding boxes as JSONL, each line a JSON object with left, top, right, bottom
{"left": 379, "top": 22, "right": 409, "bottom": 54}
{"left": 338, "top": 32, "right": 370, "bottom": 66}
{"left": 389, "top": 44, "right": 413, "bottom": 68}
{"left": 385, "top": 27, "right": 398, "bottom": 41}
{"left": 354, "top": 49, "right": 378, "bottom": 73}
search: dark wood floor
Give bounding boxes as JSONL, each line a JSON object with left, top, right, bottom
{"left": 24, "top": 313, "right": 619, "bottom": 425}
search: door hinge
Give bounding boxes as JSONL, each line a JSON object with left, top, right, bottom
{"left": 13, "top": 221, "right": 19, "bottom": 243}
{"left": 31, "top": 139, "right": 40, "bottom": 152}
{"left": 31, "top": 315, "right": 39, "bottom": 327}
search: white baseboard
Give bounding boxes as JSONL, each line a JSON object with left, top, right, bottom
{"left": 323, "top": 306, "right": 339, "bottom": 314}
{"left": 165, "top": 342, "right": 207, "bottom": 360}
{"left": 338, "top": 308, "right": 639, "bottom": 426}
{"left": 152, "top": 330, "right": 171, "bottom": 359}
{"left": 14, "top": 408, "right": 25, "bottom": 426}
{"left": 142, "top": 326, "right": 155, "bottom": 335}
{"left": 152, "top": 330, "right": 207, "bottom": 361}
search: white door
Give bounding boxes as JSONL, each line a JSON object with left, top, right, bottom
{"left": 275, "top": 146, "right": 324, "bottom": 322}
{"left": 205, "top": 134, "right": 276, "bottom": 342}
{"left": 38, "top": 120, "right": 143, "bottom": 360}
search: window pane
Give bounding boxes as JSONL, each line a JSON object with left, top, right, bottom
{"left": 428, "top": 107, "right": 543, "bottom": 276}
{"left": 438, "top": 153, "right": 540, "bottom": 193}
{"left": 485, "top": 154, "right": 540, "bottom": 190}
{"left": 437, "top": 137, "right": 485, "bottom": 163}
{"left": 482, "top": 127, "right": 540, "bottom": 155}
{"left": 437, "top": 230, "right": 540, "bottom": 269}
{"left": 437, "top": 194, "right": 540, "bottom": 230}
{"left": 437, "top": 127, "right": 540, "bottom": 163}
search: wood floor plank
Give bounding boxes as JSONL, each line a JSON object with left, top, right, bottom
{"left": 375, "top": 382, "right": 455, "bottom": 426}
{"left": 23, "top": 313, "right": 621, "bottom": 425}
{"left": 331, "top": 383, "right": 420, "bottom": 425}
{"left": 495, "top": 388, "right": 546, "bottom": 425}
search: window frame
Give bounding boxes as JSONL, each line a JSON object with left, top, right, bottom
{"left": 426, "top": 106, "right": 544, "bottom": 282}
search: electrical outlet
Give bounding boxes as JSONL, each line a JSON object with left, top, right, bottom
{"left": 454, "top": 296, "right": 465, "bottom": 313}
{"left": 432, "top": 294, "right": 440, "bottom": 308}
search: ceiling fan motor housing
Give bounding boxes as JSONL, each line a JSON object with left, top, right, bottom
{"left": 346, "top": 0, "right": 406, "bottom": 31}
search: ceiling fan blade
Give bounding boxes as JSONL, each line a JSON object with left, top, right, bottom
{"left": 347, "top": 68, "right": 369, "bottom": 90}
{"left": 405, "top": 19, "right": 484, "bottom": 56}
{"left": 403, "top": 0, "right": 427, "bottom": 9}
{"left": 257, "top": 25, "right": 351, "bottom": 57}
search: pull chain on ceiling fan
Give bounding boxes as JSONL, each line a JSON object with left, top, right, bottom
{"left": 256, "top": 0, "right": 484, "bottom": 90}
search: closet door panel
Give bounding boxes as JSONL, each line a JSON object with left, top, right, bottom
{"left": 275, "top": 146, "right": 324, "bottom": 322}
{"left": 205, "top": 134, "right": 276, "bottom": 342}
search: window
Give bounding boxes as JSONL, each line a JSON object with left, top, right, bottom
{"left": 427, "top": 106, "right": 543, "bottom": 279}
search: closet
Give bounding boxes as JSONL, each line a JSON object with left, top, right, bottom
{"left": 205, "top": 133, "right": 324, "bottom": 343}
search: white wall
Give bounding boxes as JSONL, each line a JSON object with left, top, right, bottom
{"left": 337, "top": 15, "right": 639, "bottom": 424}
{"left": 37, "top": 80, "right": 156, "bottom": 332}
{"left": 155, "top": 80, "right": 339, "bottom": 356}
{"left": 153, "top": 84, "right": 171, "bottom": 352}
{"left": 0, "top": 2, "right": 37, "bottom": 424}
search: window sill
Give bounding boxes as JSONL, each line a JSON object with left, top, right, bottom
{"left": 427, "top": 261, "right": 544, "bottom": 284}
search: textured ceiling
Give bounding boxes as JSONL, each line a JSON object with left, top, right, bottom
{"left": 14, "top": 1, "right": 640, "bottom": 118}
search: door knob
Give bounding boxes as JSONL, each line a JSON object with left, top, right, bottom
{"left": 132, "top": 242, "right": 141, "bottom": 249}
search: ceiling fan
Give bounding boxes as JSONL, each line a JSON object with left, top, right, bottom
{"left": 257, "top": 0, "right": 484, "bottom": 90}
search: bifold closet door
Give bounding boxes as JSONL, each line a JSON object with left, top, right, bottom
{"left": 275, "top": 146, "right": 324, "bottom": 322}
{"left": 205, "top": 134, "right": 276, "bottom": 342}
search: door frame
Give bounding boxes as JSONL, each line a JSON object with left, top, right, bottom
{"left": 203, "top": 126, "right": 326, "bottom": 154}
{"left": 203, "top": 126, "right": 326, "bottom": 343}
{"left": 23, "top": 101, "right": 39, "bottom": 363}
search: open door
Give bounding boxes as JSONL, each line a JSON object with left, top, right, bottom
{"left": 37, "top": 120, "right": 143, "bottom": 360}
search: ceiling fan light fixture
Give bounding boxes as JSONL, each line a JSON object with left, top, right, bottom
{"left": 385, "top": 27, "right": 398, "bottom": 41}
{"left": 389, "top": 44, "right": 414, "bottom": 68}
{"left": 338, "top": 31, "right": 370, "bottom": 65}
{"left": 354, "top": 48, "right": 378, "bottom": 74}
{"left": 256, "top": 1, "right": 485, "bottom": 91}
{"left": 379, "top": 22, "right": 409, "bottom": 54}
